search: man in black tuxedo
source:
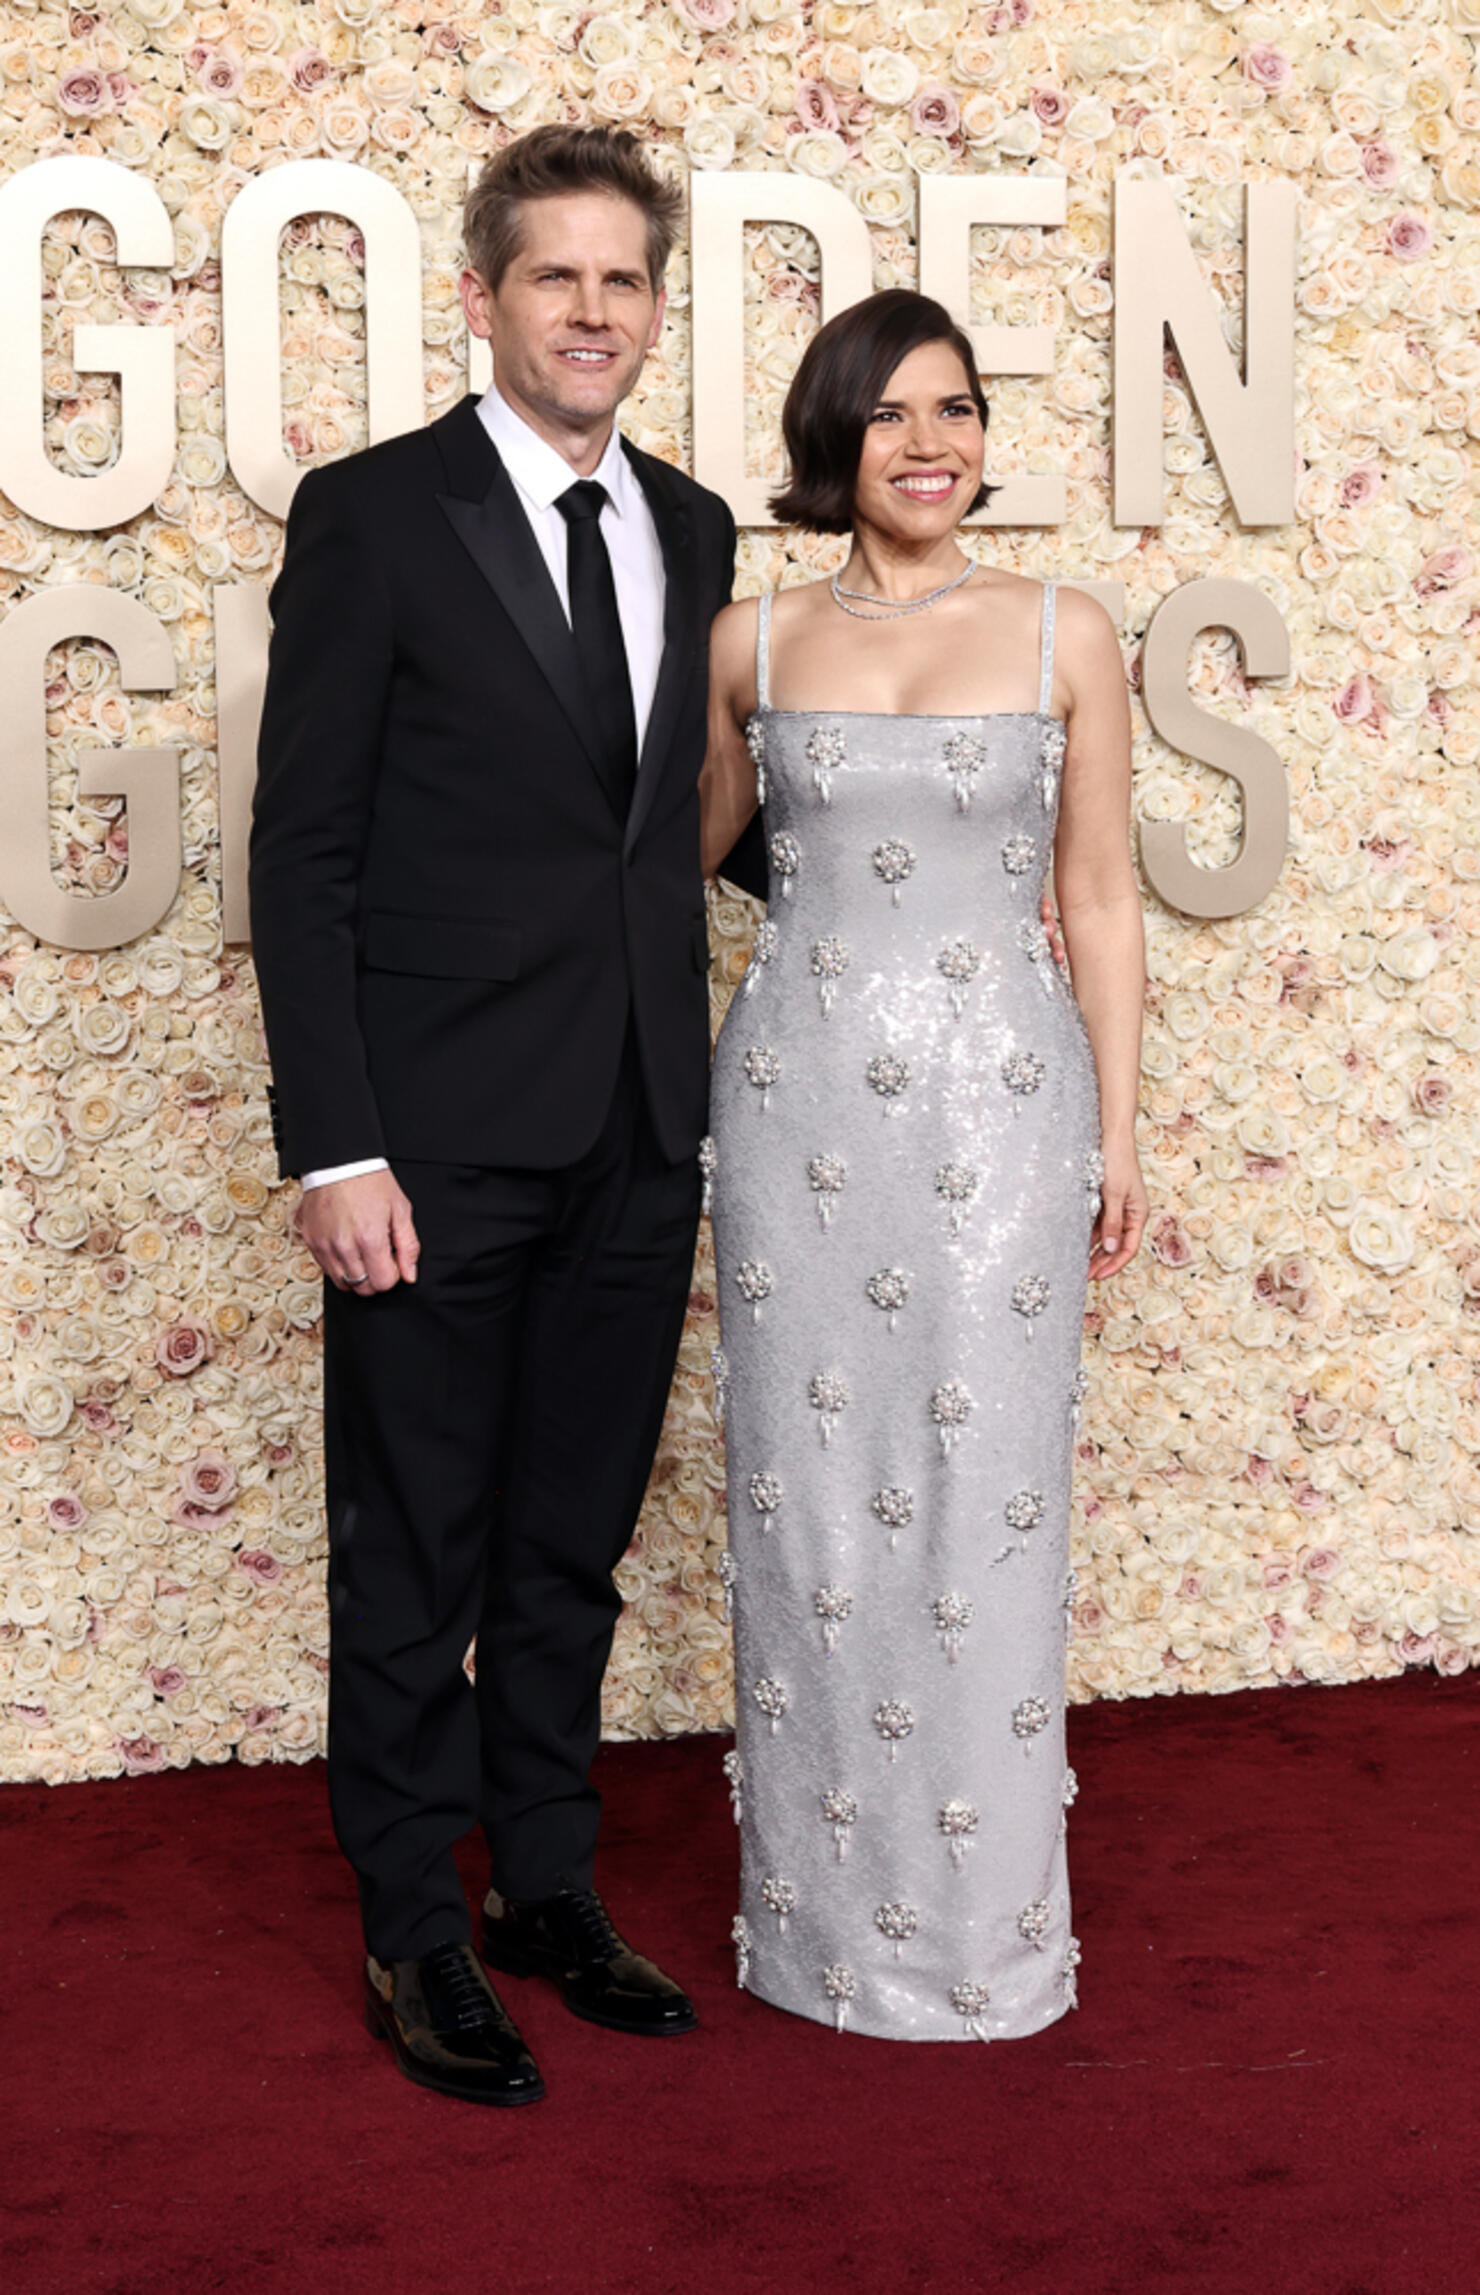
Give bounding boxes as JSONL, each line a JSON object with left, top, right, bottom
{"left": 250, "top": 126, "right": 756, "bottom": 2105}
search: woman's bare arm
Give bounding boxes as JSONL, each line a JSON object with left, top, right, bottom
{"left": 699, "top": 597, "right": 762, "bottom": 881}
{"left": 1050, "top": 589, "right": 1148, "bottom": 1281}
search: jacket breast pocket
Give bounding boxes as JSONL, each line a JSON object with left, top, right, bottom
{"left": 363, "top": 912, "right": 522, "bottom": 981}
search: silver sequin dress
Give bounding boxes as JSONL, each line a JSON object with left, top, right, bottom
{"left": 709, "top": 585, "right": 1101, "bottom": 2042}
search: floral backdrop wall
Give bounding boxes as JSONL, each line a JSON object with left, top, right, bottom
{"left": 2, "top": 0, "right": 1478, "bottom": 1783}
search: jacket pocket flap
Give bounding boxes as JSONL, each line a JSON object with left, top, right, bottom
{"left": 363, "top": 913, "right": 522, "bottom": 981}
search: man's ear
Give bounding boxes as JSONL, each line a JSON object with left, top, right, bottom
{"left": 646, "top": 284, "right": 667, "bottom": 353}
{"left": 461, "top": 266, "right": 494, "bottom": 341}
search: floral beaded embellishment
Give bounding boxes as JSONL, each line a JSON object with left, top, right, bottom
{"left": 1012, "top": 1695, "right": 1051, "bottom": 1741}
{"left": 866, "top": 1051, "right": 910, "bottom": 1114}
{"left": 748, "top": 1471, "right": 783, "bottom": 1527}
{"left": 823, "top": 1963, "right": 858, "bottom": 2032}
{"left": 870, "top": 1486, "right": 914, "bottom": 1550}
{"left": 735, "top": 1260, "right": 773, "bottom": 1323}
{"left": 1040, "top": 718, "right": 1067, "bottom": 813}
{"left": 697, "top": 1134, "right": 716, "bottom": 1216}
{"left": 743, "top": 1045, "right": 780, "bottom": 1110}
{"left": 769, "top": 829, "right": 800, "bottom": 900}
{"left": 1011, "top": 1272, "right": 1051, "bottom": 1339}
{"left": 1002, "top": 831, "right": 1037, "bottom": 880}
{"left": 874, "top": 1902, "right": 919, "bottom": 1959}
{"left": 872, "top": 1698, "right": 915, "bottom": 1760}
{"left": 806, "top": 725, "right": 847, "bottom": 804}
{"left": 1062, "top": 1936, "right": 1083, "bottom": 2009}
{"left": 1084, "top": 1146, "right": 1105, "bottom": 1203}
{"left": 929, "top": 1381, "right": 974, "bottom": 1461}
{"left": 716, "top": 1547, "right": 738, "bottom": 1623}
{"left": 932, "top": 1591, "right": 974, "bottom": 1665}
{"left": 808, "top": 1372, "right": 849, "bottom": 1448}
{"left": 753, "top": 1676, "right": 788, "bottom": 1733}
{"left": 744, "top": 715, "right": 767, "bottom": 807}
{"left": 938, "top": 1798, "right": 980, "bottom": 1871}
{"left": 710, "top": 1345, "right": 729, "bottom": 1430}
{"left": 950, "top": 1980, "right": 992, "bottom": 2039}
{"left": 865, "top": 1265, "right": 910, "bottom": 1331}
{"left": 1001, "top": 1049, "right": 1045, "bottom": 1104}
{"left": 732, "top": 1914, "right": 752, "bottom": 1987}
{"left": 1069, "top": 1365, "right": 1090, "bottom": 1435}
{"left": 872, "top": 838, "right": 916, "bottom": 905}
{"left": 760, "top": 1875, "right": 796, "bottom": 1933}
{"left": 810, "top": 935, "right": 850, "bottom": 1019}
{"left": 821, "top": 1787, "right": 858, "bottom": 1860}
{"left": 935, "top": 1160, "right": 979, "bottom": 1237}
{"left": 742, "top": 917, "right": 778, "bottom": 998}
{"left": 1018, "top": 1900, "right": 1051, "bottom": 1952}
{"left": 936, "top": 937, "right": 981, "bottom": 1020}
{"left": 994, "top": 1489, "right": 1044, "bottom": 1565}
{"left": 807, "top": 1153, "right": 848, "bottom": 1231}
{"left": 722, "top": 1746, "right": 743, "bottom": 1821}
{"left": 942, "top": 731, "right": 987, "bottom": 813}
{"left": 814, "top": 1584, "right": 853, "bottom": 1656}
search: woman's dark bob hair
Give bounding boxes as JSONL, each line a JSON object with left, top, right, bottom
{"left": 768, "top": 289, "right": 997, "bottom": 534}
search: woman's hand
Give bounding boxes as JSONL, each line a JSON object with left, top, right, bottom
{"left": 1089, "top": 1137, "right": 1147, "bottom": 1281}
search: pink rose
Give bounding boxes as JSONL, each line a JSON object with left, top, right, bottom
{"left": 48, "top": 1492, "right": 87, "bottom": 1530}
{"left": 794, "top": 79, "right": 840, "bottom": 133}
{"left": 1262, "top": 1557, "right": 1295, "bottom": 1590}
{"left": 1151, "top": 1219, "right": 1194, "bottom": 1268}
{"left": 243, "top": 1704, "right": 282, "bottom": 1734}
{"left": 289, "top": 47, "right": 333, "bottom": 93}
{"left": 1179, "top": 1573, "right": 1204, "bottom": 1601}
{"left": 1413, "top": 1072, "right": 1450, "bottom": 1115}
{"left": 148, "top": 1666, "right": 188, "bottom": 1698}
{"left": 178, "top": 1451, "right": 238, "bottom": 1512}
{"left": 1243, "top": 44, "right": 1292, "bottom": 92}
{"left": 911, "top": 84, "right": 960, "bottom": 138}
{"left": 1333, "top": 673, "right": 1374, "bottom": 723}
{"left": 236, "top": 1548, "right": 284, "bottom": 1587}
{"left": 1031, "top": 86, "right": 1069, "bottom": 128}
{"left": 77, "top": 1399, "right": 115, "bottom": 1431}
{"left": 1399, "top": 1632, "right": 1436, "bottom": 1665}
{"left": 1247, "top": 1455, "right": 1276, "bottom": 1486}
{"left": 672, "top": 0, "right": 737, "bottom": 26}
{"left": 197, "top": 48, "right": 243, "bottom": 97}
{"left": 157, "top": 1319, "right": 212, "bottom": 1377}
{"left": 1302, "top": 1547, "right": 1343, "bottom": 1580}
{"left": 1414, "top": 546, "right": 1472, "bottom": 596}
{"left": 1387, "top": 213, "right": 1431, "bottom": 262}
{"left": 1072, "top": 1599, "right": 1104, "bottom": 1637}
{"left": 1361, "top": 141, "right": 1400, "bottom": 188}
{"left": 1292, "top": 1485, "right": 1328, "bottom": 1516}
{"left": 57, "top": 68, "right": 111, "bottom": 116}
{"left": 1339, "top": 465, "right": 1380, "bottom": 507}
{"left": 1266, "top": 1614, "right": 1290, "bottom": 1644}
{"left": 117, "top": 1736, "right": 168, "bottom": 1774}
{"left": 1247, "top": 1155, "right": 1289, "bottom": 1181}
{"left": 423, "top": 24, "right": 462, "bottom": 55}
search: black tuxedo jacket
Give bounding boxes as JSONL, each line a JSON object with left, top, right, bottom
{"left": 250, "top": 394, "right": 747, "bottom": 1177}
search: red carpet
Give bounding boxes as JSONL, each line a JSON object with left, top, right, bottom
{"left": 7, "top": 1670, "right": 1475, "bottom": 2295}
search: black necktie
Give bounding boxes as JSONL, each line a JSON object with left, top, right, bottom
{"left": 556, "top": 479, "right": 638, "bottom": 814}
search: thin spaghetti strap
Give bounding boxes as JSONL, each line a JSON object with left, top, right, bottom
{"left": 755, "top": 591, "right": 773, "bottom": 712}
{"left": 1037, "top": 581, "right": 1057, "bottom": 716}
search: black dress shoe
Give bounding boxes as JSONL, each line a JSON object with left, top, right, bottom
{"left": 363, "top": 1940, "right": 545, "bottom": 2105}
{"left": 482, "top": 1887, "right": 698, "bottom": 2037}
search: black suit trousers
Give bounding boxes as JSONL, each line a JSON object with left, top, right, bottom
{"left": 322, "top": 1042, "right": 700, "bottom": 1961}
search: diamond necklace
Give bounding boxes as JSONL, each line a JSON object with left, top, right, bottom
{"left": 829, "top": 560, "right": 976, "bottom": 620}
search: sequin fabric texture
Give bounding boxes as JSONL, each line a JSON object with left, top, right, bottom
{"left": 710, "top": 584, "right": 1100, "bottom": 2042}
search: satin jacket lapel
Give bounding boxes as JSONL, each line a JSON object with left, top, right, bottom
{"left": 434, "top": 401, "right": 631, "bottom": 823}
{"left": 623, "top": 442, "right": 701, "bottom": 855}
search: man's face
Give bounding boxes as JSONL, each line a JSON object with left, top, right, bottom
{"left": 462, "top": 191, "right": 665, "bottom": 454}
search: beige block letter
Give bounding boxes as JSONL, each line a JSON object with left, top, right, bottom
{"left": 1139, "top": 578, "right": 1290, "bottom": 919}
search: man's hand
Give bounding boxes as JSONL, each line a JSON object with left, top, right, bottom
{"left": 298, "top": 1170, "right": 420, "bottom": 1295}
{"left": 1041, "top": 889, "right": 1068, "bottom": 974}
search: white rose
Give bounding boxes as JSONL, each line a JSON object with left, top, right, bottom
{"left": 19, "top": 1376, "right": 75, "bottom": 1438}
{"left": 1346, "top": 1203, "right": 1416, "bottom": 1274}
{"left": 785, "top": 128, "right": 848, "bottom": 176}
{"left": 1378, "top": 928, "right": 1439, "bottom": 983}
{"left": 464, "top": 55, "right": 531, "bottom": 111}
{"left": 860, "top": 47, "right": 919, "bottom": 108}
{"left": 684, "top": 115, "right": 735, "bottom": 169}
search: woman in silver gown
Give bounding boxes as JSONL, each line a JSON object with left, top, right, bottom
{"left": 700, "top": 292, "right": 1147, "bottom": 2043}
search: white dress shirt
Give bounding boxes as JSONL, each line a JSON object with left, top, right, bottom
{"left": 301, "top": 382, "right": 668, "bottom": 1194}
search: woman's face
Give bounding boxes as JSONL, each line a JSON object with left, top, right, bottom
{"left": 852, "top": 338, "right": 986, "bottom": 541}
